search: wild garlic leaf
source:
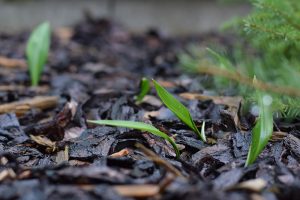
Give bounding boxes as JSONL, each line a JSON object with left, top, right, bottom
{"left": 135, "top": 77, "right": 151, "bottom": 103}
{"left": 152, "top": 79, "right": 206, "bottom": 142}
{"left": 26, "top": 22, "right": 51, "bottom": 86}
{"left": 245, "top": 93, "right": 273, "bottom": 166}
{"left": 87, "top": 120, "right": 180, "bottom": 157}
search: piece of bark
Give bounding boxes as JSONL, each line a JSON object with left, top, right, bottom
{"left": 113, "top": 184, "right": 160, "bottom": 197}
{"left": 227, "top": 178, "right": 267, "bottom": 192}
{"left": 109, "top": 148, "right": 130, "bottom": 158}
{"left": 80, "top": 184, "right": 160, "bottom": 198}
{"left": 56, "top": 145, "right": 69, "bottom": 164}
{"left": 180, "top": 93, "right": 242, "bottom": 108}
{"left": 0, "top": 96, "right": 58, "bottom": 116}
{"left": 0, "top": 56, "right": 27, "bottom": 69}
{"left": 284, "top": 134, "right": 300, "bottom": 159}
{"left": 0, "top": 85, "right": 49, "bottom": 93}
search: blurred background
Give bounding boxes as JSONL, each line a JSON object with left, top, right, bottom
{"left": 0, "top": 0, "right": 250, "bottom": 34}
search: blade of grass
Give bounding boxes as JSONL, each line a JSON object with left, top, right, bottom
{"left": 152, "top": 79, "right": 206, "bottom": 142}
{"left": 26, "top": 22, "right": 51, "bottom": 86}
{"left": 245, "top": 93, "right": 273, "bottom": 166}
{"left": 87, "top": 120, "right": 180, "bottom": 158}
{"left": 135, "top": 77, "right": 151, "bottom": 103}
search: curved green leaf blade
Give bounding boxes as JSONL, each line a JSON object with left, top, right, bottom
{"left": 245, "top": 94, "right": 273, "bottom": 166}
{"left": 87, "top": 120, "right": 180, "bottom": 157}
{"left": 26, "top": 22, "right": 51, "bottom": 86}
{"left": 135, "top": 77, "right": 151, "bottom": 103}
{"left": 153, "top": 80, "right": 206, "bottom": 142}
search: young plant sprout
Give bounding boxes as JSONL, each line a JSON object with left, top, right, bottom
{"left": 87, "top": 119, "right": 180, "bottom": 158}
{"left": 135, "top": 77, "right": 151, "bottom": 103}
{"left": 153, "top": 79, "right": 206, "bottom": 142}
{"left": 26, "top": 22, "right": 51, "bottom": 86}
{"left": 88, "top": 79, "right": 208, "bottom": 158}
{"left": 246, "top": 93, "right": 273, "bottom": 166}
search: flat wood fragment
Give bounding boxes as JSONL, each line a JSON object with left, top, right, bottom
{"left": 0, "top": 85, "right": 49, "bottom": 93}
{"left": 0, "top": 56, "right": 27, "bottom": 69}
{"left": 0, "top": 96, "right": 59, "bottom": 116}
{"left": 180, "top": 93, "right": 242, "bottom": 108}
{"left": 114, "top": 184, "right": 160, "bottom": 197}
{"left": 109, "top": 148, "right": 130, "bottom": 158}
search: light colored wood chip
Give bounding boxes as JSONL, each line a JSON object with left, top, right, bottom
{"left": 228, "top": 178, "right": 267, "bottom": 192}
{"left": 109, "top": 148, "right": 130, "bottom": 158}
{"left": 0, "top": 85, "right": 49, "bottom": 93}
{"left": 114, "top": 184, "right": 160, "bottom": 197}
{"left": 180, "top": 93, "right": 242, "bottom": 108}
{"left": 140, "top": 95, "right": 162, "bottom": 107}
{"left": 270, "top": 131, "right": 287, "bottom": 142}
{"left": 0, "top": 56, "right": 27, "bottom": 69}
{"left": 0, "top": 96, "right": 58, "bottom": 116}
{"left": 30, "top": 135, "right": 57, "bottom": 151}
{"left": 0, "top": 168, "right": 16, "bottom": 182}
{"left": 56, "top": 145, "right": 69, "bottom": 164}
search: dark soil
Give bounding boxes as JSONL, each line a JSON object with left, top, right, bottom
{"left": 0, "top": 17, "right": 300, "bottom": 200}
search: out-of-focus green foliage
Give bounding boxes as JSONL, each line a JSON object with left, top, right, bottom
{"left": 179, "top": 0, "right": 300, "bottom": 165}
{"left": 180, "top": 0, "right": 300, "bottom": 119}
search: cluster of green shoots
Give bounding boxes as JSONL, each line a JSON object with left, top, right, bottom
{"left": 25, "top": 22, "right": 207, "bottom": 159}
{"left": 88, "top": 79, "right": 206, "bottom": 158}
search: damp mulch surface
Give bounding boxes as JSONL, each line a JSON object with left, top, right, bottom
{"left": 0, "top": 18, "right": 300, "bottom": 200}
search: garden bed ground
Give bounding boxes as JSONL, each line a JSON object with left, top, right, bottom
{"left": 0, "top": 17, "right": 299, "bottom": 200}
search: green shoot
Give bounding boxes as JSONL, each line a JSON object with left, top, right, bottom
{"left": 87, "top": 119, "right": 180, "bottom": 158}
{"left": 245, "top": 93, "right": 273, "bottom": 166}
{"left": 26, "top": 22, "right": 51, "bottom": 86}
{"left": 135, "top": 77, "right": 151, "bottom": 103}
{"left": 152, "top": 79, "right": 206, "bottom": 142}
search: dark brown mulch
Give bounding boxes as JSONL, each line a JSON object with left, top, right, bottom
{"left": 0, "top": 17, "right": 299, "bottom": 200}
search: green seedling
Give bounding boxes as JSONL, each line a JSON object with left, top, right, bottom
{"left": 87, "top": 79, "right": 208, "bottom": 158}
{"left": 135, "top": 77, "right": 151, "bottom": 103}
{"left": 87, "top": 120, "right": 180, "bottom": 158}
{"left": 153, "top": 79, "right": 206, "bottom": 142}
{"left": 26, "top": 21, "right": 51, "bottom": 86}
{"left": 245, "top": 93, "right": 273, "bottom": 166}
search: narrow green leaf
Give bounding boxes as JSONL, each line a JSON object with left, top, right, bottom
{"left": 87, "top": 120, "right": 180, "bottom": 157}
{"left": 135, "top": 77, "right": 151, "bottom": 103}
{"left": 26, "top": 22, "right": 51, "bottom": 86}
{"left": 245, "top": 93, "right": 273, "bottom": 166}
{"left": 152, "top": 80, "right": 206, "bottom": 142}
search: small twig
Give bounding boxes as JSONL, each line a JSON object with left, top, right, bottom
{"left": 135, "top": 143, "right": 184, "bottom": 178}
{"left": 0, "top": 56, "right": 27, "bottom": 69}
{"left": 197, "top": 66, "right": 300, "bottom": 97}
{"left": 0, "top": 85, "right": 49, "bottom": 93}
{"left": 0, "top": 96, "right": 58, "bottom": 116}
